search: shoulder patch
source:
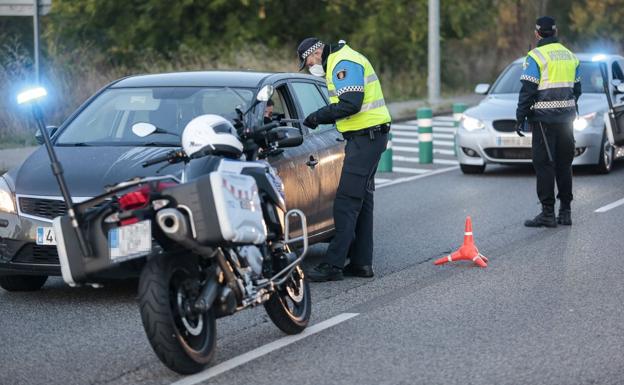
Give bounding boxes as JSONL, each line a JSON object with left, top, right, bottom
{"left": 523, "top": 58, "right": 529, "bottom": 70}
{"left": 336, "top": 69, "right": 347, "bottom": 80}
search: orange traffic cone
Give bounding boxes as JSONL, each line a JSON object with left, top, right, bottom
{"left": 434, "top": 216, "right": 488, "bottom": 268}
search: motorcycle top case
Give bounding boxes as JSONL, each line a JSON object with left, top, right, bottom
{"left": 163, "top": 171, "right": 267, "bottom": 245}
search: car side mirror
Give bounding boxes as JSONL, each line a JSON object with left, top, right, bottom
{"left": 268, "top": 127, "right": 303, "bottom": 148}
{"left": 35, "top": 125, "right": 58, "bottom": 145}
{"left": 474, "top": 83, "right": 490, "bottom": 95}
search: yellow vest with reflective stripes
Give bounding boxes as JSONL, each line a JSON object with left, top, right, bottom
{"left": 326, "top": 45, "right": 391, "bottom": 133}
{"left": 526, "top": 42, "right": 579, "bottom": 120}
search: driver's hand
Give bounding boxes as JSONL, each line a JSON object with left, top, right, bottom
{"left": 303, "top": 113, "right": 318, "bottom": 129}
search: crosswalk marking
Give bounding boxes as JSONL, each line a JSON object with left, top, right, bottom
{"left": 392, "top": 131, "right": 455, "bottom": 140}
{"left": 393, "top": 138, "right": 454, "bottom": 147}
{"left": 393, "top": 146, "right": 455, "bottom": 156}
{"left": 392, "top": 155, "right": 458, "bottom": 165}
{"left": 391, "top": 167, "right": 430, "bottom": 174}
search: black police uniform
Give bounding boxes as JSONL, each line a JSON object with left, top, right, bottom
{"left": 297, "top": 39, "right": 390, "bottom": 281}
{"left": 516, "top": 17, "right": 581, "bottom": 227}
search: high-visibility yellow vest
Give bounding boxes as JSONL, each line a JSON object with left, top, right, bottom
{"left": 326, "top": 45, "right": 391, "bottom": 133}
{"left": 526, "top": 42, "right": 579, "bottom": 120}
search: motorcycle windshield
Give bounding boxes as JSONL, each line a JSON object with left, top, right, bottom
{"left": 56, "top": 87, "right": 254, "bottom": 147}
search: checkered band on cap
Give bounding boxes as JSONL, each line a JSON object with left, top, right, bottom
{"left": 302, "top": 41, "right": 324, "bottom": 60}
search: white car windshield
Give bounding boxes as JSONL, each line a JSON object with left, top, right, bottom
{"left": 56, "top": 87, "right": 253, "bottom": 146}
{"left": 490, "top": 62, "right": 604, "bottom": 94}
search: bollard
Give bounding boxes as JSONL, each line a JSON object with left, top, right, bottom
{"left": 417, "top": 108, "right": 433, "bottom": 164}
{"left": 452, "top": 103, "right": 467, "bottom": 156}
{"left": 377, "top": 132, "right": 392, "bottom": 172}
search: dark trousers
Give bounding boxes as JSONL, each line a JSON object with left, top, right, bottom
{"left": 325, "top": 131, "right": 388, "bottom": 268}
{"left": 531, "top": 121, "right": 575, "bottom": 208}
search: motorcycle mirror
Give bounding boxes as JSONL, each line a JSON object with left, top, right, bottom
{"left": 132, "top": 122, "right": 157, "bottom": 137}
{"left": 256, "top": 85, "right": 274, "bottom": 102}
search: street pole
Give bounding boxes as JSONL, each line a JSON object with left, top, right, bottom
{"left": 33, "top": 0, "right": 40, "bottom": 84}
{"left": 428, "top": 0, "right": 440, "bottom": 105}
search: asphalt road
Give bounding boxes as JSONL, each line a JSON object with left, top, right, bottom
{"left": 2, "top": 162, "right": 624, "bottom": 385}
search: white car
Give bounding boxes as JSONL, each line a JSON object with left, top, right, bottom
{"left": 456, "top": 53, "right": 624, "bottom": 174}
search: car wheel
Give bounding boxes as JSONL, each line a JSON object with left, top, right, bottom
{"left": 0, "top": 275, "right": 48, "bottom": 292}
{"left": 460, "top": 164, "right": 486, "bottom": 174}
{"left": 594, "top": 131, "right": 613, "bottom": 174}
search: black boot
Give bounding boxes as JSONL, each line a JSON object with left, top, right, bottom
{"left": 306, "top": 263, "right": 343, "bottom": 282}
{"left": 557, "top": 208, "right": 572, "bottom": 225}
{"left": 343, "top": 263, "right": 374, "bottom": 278}
{"left": 524, "top": 205, "right": 557, "bottom": 228}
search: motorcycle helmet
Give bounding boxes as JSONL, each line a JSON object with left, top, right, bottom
{"left": 181, "top": 114, "right": 243, "bottom": 158}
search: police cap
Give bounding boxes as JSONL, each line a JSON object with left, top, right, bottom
{"left": 536, "top": 16, "right": 556, "bottom": 36}
{"left": 297, "top": 37, "right": 324, "bottom": 70}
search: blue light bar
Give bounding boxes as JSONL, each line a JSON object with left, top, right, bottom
{"left": 17, "top": 87, "right": 47, "bottom": 105}
{"left": 591, "top": 54, "right": 607, "bottom": 62}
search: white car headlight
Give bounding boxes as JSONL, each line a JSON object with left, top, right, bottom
{"left": 0, "top": 177, "right": 16, "bottom": 214}
{"left": 462, "top": 115, "right": 485, "bottom": 131}
{"left": 573, "top": 112, "right": 597, "bottom": 131}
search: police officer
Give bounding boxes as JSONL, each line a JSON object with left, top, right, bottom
{"left": 296, "top": 37, "right": 391, "bottom": 281}
{"left": 516, "top": 17, "right": 581, "bottom": 227}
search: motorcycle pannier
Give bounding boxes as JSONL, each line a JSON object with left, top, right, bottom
{"left": 163, "top": 171, "right": 267, "bottom": 245}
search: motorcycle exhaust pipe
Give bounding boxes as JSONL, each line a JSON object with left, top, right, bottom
{"left": 156, "top": 208, "right": 191, "bottom": 242}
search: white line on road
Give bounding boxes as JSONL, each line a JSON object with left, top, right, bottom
{"left": 393, "top": 146, "right": 456, "bottom": 156}
{"left": 392, "top": 138, "right": 454, "bottom": 147}
{"left": 392, "top": 155, "right": 458, "bottom": 165}
{"left": 595, "top": 197, "right": 624, "bottom": 213}
{"left": 392, "top": 131, "right": 455, "bottom": 140}
{"left": 391, "top": 167, "right": 430, "bottom": 174}
{"left": 377, "top": 166, "right": 459, "bottom": 189}
{"left": 170, "top": 313, "right": 359, "bottom": 385}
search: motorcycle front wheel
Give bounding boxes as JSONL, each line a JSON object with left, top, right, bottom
{"left": 138, "top": 253, "right": 217, "bottom": 374}
{"left": 264, "top": 265, "right": 311, "bottom": 334}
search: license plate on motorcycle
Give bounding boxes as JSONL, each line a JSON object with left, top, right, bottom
{"left": 108, "top": 220, "right": 152, "bottom": 262}
{"left": 497, "top": 136, "right": 532, "bottom": 147}
{"left": 36, "top": 227, "right": 56, "bottom": 246}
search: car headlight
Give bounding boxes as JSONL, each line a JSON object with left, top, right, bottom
{"left": 462, "top": 115, "right": 485, "bottom": 131}
{"left": 573, "top": 112, "right": 597, "bottom": 131}
{"left": 0, "top": 177, "right": 16, "bottom": 214}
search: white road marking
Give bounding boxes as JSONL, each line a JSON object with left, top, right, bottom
{"left": 171, "top": 313, "right": 359, "bottom": 385}
{"left": 392, "top": 131, "right": 455, "bottom": 140}
{"left": 392, "top": 167, "right": 430, "bottom": 174}
{"left": 393, "top": 146, "right": 455, "bottom": 156}
{"left": 393, "top": 155, "right": 458, "bottom": 165}
{"left": 393, "top": 138, "right": 454, "bottom": 147}
{"left": 595, "top": 197, "right": 624, "bottom": 213}
{"left": 375, "top": 177, "right": 391, "bottom": 184}
{"left": 377, "top": 166, "right": 459, "bottom": 189}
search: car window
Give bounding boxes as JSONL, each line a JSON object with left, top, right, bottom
{"left": 491, "top": 62, "right": 604, "bottom": 94}
{"left": 613, "top": 62, "right": 624, "bottom": 83}
{"left": 56, "top": 87, "right": 253, "bottom": 146}
{"left": 290, "top": 82, "right": 333, "bottom": 133}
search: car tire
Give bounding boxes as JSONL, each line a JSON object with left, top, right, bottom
{"left": 460, "top": 164, "right": 486, "bottom": 174}
{"left": 594, "top": 130, "right": 613, "bottom": 174}
{"left": 0, "top": 275, "right": 48, "bottom": 292}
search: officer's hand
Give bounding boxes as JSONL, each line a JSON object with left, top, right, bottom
{"left": 516, "top": 121, "right": 525, "bottom": 137}
{"left": 303, "top": 113, "right": 318, "bottom": 129}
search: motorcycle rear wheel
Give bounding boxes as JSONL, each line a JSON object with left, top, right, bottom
{"left": 138, "top": 253, "right": 217, "bottom": 374}
{"left": 264, "top": 266, "right": 311, "bottom": 334}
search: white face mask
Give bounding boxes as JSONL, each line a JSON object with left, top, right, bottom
{"left": 309, "top": 64, "right": 325, "bottom": 77}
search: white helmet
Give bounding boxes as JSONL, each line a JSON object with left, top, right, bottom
{"left": 181, "top": 114, "right": 243, "bottom": 158}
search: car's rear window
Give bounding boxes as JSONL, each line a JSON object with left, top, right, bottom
{"left": 490, "top": 61, "right": 604, "bottom": 94}
{"left": 56, "top": 87, "right": 253, "bottom": 146}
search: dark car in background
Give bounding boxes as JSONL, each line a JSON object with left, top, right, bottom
{"left": 0, "top": 71, "right": 345, "bottom": 291}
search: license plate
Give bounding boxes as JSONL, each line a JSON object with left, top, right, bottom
{"left": 108, "top": 220, "right": 152, "bottom": 262}
{"left": 36, "top": 227, "right": 56, "bottom": 245}
{"left": 497, "top": 136, "right": 532, "bottom": 147}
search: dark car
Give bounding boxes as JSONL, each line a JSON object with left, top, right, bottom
{"left": 0, "top": 71, "right": 345, "bottom": 291}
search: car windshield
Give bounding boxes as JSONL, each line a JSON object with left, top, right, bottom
{"left": 56, "top": 87, "right": 253, "bottom": 146}
{"left": 490, "top": 61, "right": 604, "bottom": 94}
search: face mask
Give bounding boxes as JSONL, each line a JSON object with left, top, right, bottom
{"left": 309, "top": 64, "right": 325, "bottom": 77}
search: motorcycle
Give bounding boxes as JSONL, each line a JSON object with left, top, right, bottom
{"left": 45, "top": 85, "right": 311, "bottom": 374}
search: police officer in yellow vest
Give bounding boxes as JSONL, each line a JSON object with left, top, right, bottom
{"left": 296, "top": 37, "right": 391, "bottom": 281}
{"left": 516, "top": 17, "right": 581, "bottom": 227}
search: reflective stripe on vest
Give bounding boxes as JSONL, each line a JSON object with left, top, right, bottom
{"left": 326, "top": 44, "right": 391, "bottom": 132}
{"left": 526, "top": 42, "right": 578, "bottom": 120}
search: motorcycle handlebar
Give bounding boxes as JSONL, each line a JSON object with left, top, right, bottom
{"left": 142, "top": 151, "right": 178, "bottom": 168}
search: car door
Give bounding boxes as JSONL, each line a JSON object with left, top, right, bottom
{"left": 264, "top": 82, "right": 323, "bottom": 236}
{"left": 289, "top": 80, "right": 344, "bottom": 236}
